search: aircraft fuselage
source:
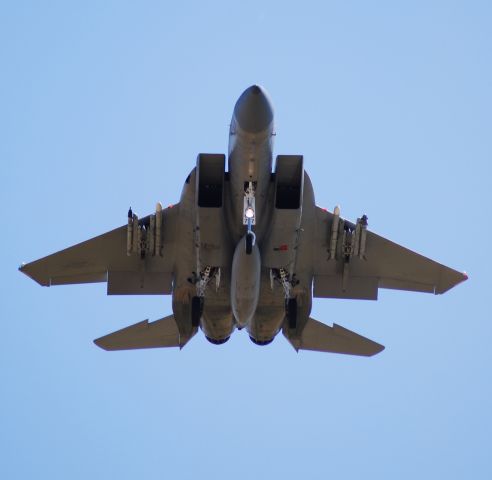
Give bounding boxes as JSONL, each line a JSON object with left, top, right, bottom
{"left": 172, "top": 85, "right": 312, "bottom": 345}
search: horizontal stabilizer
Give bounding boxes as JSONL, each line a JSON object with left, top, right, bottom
{"left": 94, "top": 314, "right": 186, "bottom": 351}
{"left": 284, "top": 318, "right": 384, "bottom": 357}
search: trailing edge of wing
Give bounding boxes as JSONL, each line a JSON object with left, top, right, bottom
{"left": 94, "top": 314, "right": 187, "bottom": 351}
{"left": 284, "top": 318, "right": 384, "bottom": 357}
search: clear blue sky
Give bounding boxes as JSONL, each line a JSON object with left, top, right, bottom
{"left": 1, "top": 1, "right": 490, "bottom": 479}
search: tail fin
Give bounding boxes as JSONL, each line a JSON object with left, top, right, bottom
{"left": 284, "top": 318, "right": 384, "bottom": 357}
{"left": 94, "top": 314, "right": 193, "bottom": 351}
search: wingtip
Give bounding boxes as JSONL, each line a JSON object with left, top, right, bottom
{"left": 371, "top": 343, "right": 385, "bottom": 356}
{"left": 93, "top": 337, "right": 110, "bottom": 351}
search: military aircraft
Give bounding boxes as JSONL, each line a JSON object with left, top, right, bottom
{"left": 19, "top": 85, "right": 467, "bottom": 356}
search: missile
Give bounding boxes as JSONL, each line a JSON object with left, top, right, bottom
{"left": 359, "top": 215, "right": 368, "bottom": 259}
{"left": 137, "top": 221, "right": 142, "bottom": 257}
{"left": 352, "top": 220, "right": 361, "bottom": 257}
{"left": 155, "top": 202, "right": 162, "bottom": 257}
{"left": 230, "top": 234, "right": 261, "bottom": 327}
{"left": 149, "top": 214, "right": 155, "bottom": 255}
{"left": 132, "top": 213, "right": 139, "bottom": 253}
{"left": 126, "top": 207, "right": 133, "bottom": 256}
{"left": 329, "top": 205, "right": 340, "bottom": 259}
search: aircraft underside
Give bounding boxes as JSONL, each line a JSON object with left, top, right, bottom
{"left": 19, "top": 85, "right": 467, "bottom": 356}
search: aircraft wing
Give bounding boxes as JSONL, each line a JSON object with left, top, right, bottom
{"left": 312, "top": 207, "right": 467, "bottom": 299}
{"left": 19, "top": 205, "right": 179, "bottom": 295}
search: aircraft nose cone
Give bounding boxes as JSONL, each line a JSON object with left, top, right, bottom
{"left": 234, "top": 85, "right": 273, "bottom": 133}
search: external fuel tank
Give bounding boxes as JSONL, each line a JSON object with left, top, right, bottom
{"left": 230, "top": 234, "right": 261, "bottom": 327}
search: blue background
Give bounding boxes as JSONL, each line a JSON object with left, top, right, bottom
{"left": 1, "top": 1, "right": 490, "bottom": 479}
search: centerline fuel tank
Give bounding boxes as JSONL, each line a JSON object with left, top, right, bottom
{"left": 230, "top": 233, "right": 261, "bottom": 327}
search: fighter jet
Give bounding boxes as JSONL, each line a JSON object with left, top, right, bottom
{"left": 19, "top": 85, "right": 467, "bottom": 356}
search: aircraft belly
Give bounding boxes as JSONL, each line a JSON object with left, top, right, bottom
{"left": 19, "top": 85, "right": 466, "bottom": 355}
{"left": 228, "top": 131, "right": 273, "bottom": 242}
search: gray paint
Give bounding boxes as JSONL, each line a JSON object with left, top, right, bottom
{"left": 19, "top": 85, "right": 468, "bottom": 356}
